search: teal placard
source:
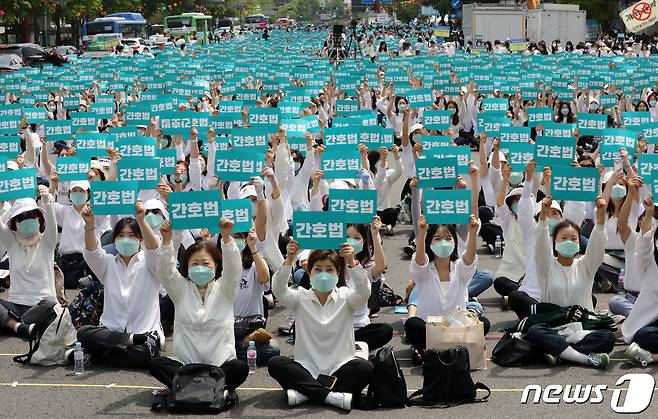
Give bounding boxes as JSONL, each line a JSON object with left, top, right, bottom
{"left": 63, "top": 97, "right": 80, "bottom": 110}
{"left": 423, "top": 110, "right": 452, "bottom": 130}
{"left": 577, "top": 113, "right": 608, "bottom": 135}
{"left": 22, "top": 108, "right": 47, "bottom": 124}
{"left": 542, "top": 122, "right": 576, "bottom": 138}
{"left": 70, "top": 112, "right": 98, "bottom": 131}
{"left": 230, "top": 127, "right": 270, "bottom": 150}
{"left": 125, "top": 103, "right": 151, "bottom": 126}
{"left": 293, "top": 210, "right": 346, "bottom": 250}
{"left": 499, "top": 126, "right": 531, "bottom": 147}
{"left": 481, "top": 98, "right": 508, "bottom": 113}
{"left": 44, "top": 120, "right": 73, "bottom": 141}
{"left": 477, "top": 112, "right": 511, "bottom": 138}
{"left": 406, "top": 88, "right": 434, "bottom": 108}
{"left": 168, "top": 190, "right": 222, "bottom": 233}
{"left": 425, "top": 146, "right": 470, "bottom": 175}
{"left": 600, "top": 143, "right": 634, "bottom": 167}
{"left": 600, "top": 95, "right": 617, "bottom": 108}
{"left": 0, "top": 115, "right": 20, "bottom": 135}
{"left": 157, "top": 148, "right": 177, "bottom": 175}
{"left": 219, "top": 101, "right": 244, "bottom": 113}
{"left": 116, "top": 137, "right": 157, "bottom": 158}
{"left": 527, "top": 107, "right": 553, "bottom": 128}
{"left": 324, "top": 126, "right": 360, "bottom": 149}
{"left": 423, "top": 189, "right": 472, "bottom": 225}
{"left": 336, "top": 100, "right": 360, "bottom": 114}
{"left": 220, "top": 199, "right": 253, "bottom": 233}
{"left": 600, "top": 128, "right": 637, "bottom": 150}
{"left": 321, "top": 150, "right": 360, "bottom": 179}
{"left": 421, "top": 135, "right": 453, "bottom": 150}
{"left": 215, "top": 150, "right": 265, "bottom": 181}
{"left": 278, "top": 102, "right": 306, "bottom": 118}
{"left": 358, "top": 126, "right": 394, "bottom": 150}
{"left": 158, "top": 111, "right": 211, "bottom": 136}
{"left": 0, "top": 136, "right": 21, "bottom": 155}
{"left": 328, "top": 189, "right": 377, "bottom": 224}
{"left": 110, "top": 126, "right": 143, "bottom": 139}
{"left": 75, "top": 132, "right": 116, "bottom": 157}
{"left": 55, "top": 156, "right": 91, "bottom": 181}
{"left": 508, "top": 143, "right": 536, "bottom": 172}
{"left": 637, "top": 154, "right": 658, "bottom": 183}
{"left": 622, "top": 112, "right": 651, "bottom": 131}
{"left": 641, "top": 122, "right": 658, "bottom": 144}
{"left": 211, "top": 112, "right": 242, "bottom": 134}
{"left": 90, "top": 180, "right": 138, "bottom": 215}
{"left": 416, "top": 157, "right": 459, "bottom": 188}
{"left": 248, "top": 108, "right": 280, "bottom": 132}
{"left": 551, "top": 166, "right": 599, "bottom": 202}
{"left": 535, "top": 136, "right": 576, "bottom": 167}
{"left": 91, "top": 103, "right": 115, "bottom": 119}
{"left": 118, "top": 157, "right": 160, "bottom": 189}
{"left": 0, "top": 168, "right": 37, "bottom": 201}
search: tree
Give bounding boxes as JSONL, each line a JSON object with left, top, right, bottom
{"left": 387, "top": 0, "right": 421, "bottom": 23}
{"left": 555, "top": 0, "right": 619, "bottom": 30}
{"left": 325, "top": 0, "right": 347, "bottom": 19}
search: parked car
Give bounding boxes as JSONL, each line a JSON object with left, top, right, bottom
{"left": 121, "top": 38, "right": 147, "bottom": 54}
{"left": 0, "top": 43, "right": 47, "bottom": 66}
{"left": 0, "top": 54, "right": 23, "bottom": 72}
{"left": 55, "top": 45, "right": 82, "bottom": 58}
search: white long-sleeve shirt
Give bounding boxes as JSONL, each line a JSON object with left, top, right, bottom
{"left": 374, "top": 156, "right": 402, "bottom": 210}
{"left": 622, "top": 226, "right": 658, "bottom": 342}
{"left": 409, "top": 253, "right": 477, "bottom": 321}
{"left": 495, "top": 203, "right": 525, "bottom": 281}
{"left": 535, "top": 220, "right": 606, "bottom": 310}
{"left": 146, "top": 239, "right": 241, "bottom": 367}
{"left": 516, "top": 181, "right": 541, "bottom": 300}
{"left": 272, "top": 263, "right": 370, "bottom": 378}
{"left": 0, "top": 202, "right": 57, "bottom": 306}
{"left": 83, "top": 243, "right": 163, "bottom": 344}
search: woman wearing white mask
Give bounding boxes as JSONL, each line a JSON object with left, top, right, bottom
{"left": 404, "top": 214, "right": 486, "bottom": 364}
{"left": 76, "top": 203, "right": 163, "bottom": 369}
{"left": 142, "top": 217, "right": 248, "bottom": 394}
{"left": 525, "top": 196, "right": 614, "bottom": 368}
{"left": 0, "top": 188, "right": 58, "bottom": 338}
{"left": 268, "top": 241, "right": 373, "bottom": 411}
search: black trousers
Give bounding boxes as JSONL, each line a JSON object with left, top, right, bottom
{"left": 404, "top": 316, "right": 490, "bottom": 349}
{"left": 149, "top": 356, "right": 249, "bottom": 390}
{"left": 59, "top": 252, "right": 93, "bottom": 289}
{"left": 267, "top": 356, "right": 374, "bottom": 403}
{"left": 354, "top": 323, "right": 393, "bottom": 351}
{"left": 77, "top": 325, "right": 152, "bottom": 369}
{"left": 493, "top": 276, "right": 520, "bottom": 297}
{"left": 159, "top": 295, "right": 175, "bottom": 336}
{"left": 377, "top": 208, "right": 400, "bottom": 228}
{"left": 632, "top": 319, "right": 658, "bottom": 353}
{"left": 0, "top": 297, "right": 57, "bottom": 332}
{"left": 524, "top": 323, "right": 615, "bottom": 356}
{"left": 479, "top": 222, "right": 503, "bottom": 249}
{"left": 508, "top": 291, "right": 539, "bottom": 319}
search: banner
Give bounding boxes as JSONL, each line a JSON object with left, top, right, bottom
{"left": 416, "top": 157, "right": 459, "bottom": 188}
{"left": 116, "top": 137, "right": 157, "bottom": 158}
{"left": 321, "top": 150, "right": 361, "bottom": 179}
{"left": 423, "top": 189, "right": 472, "bottom": 224}
{"left": 220, "top": 199, "right": 253, "bottom": 233}
{"left": 328, "top": 189, "right": 377, "bottom": 224}
{"left": 230, "top": 127, "right": 270, "bottom": 151}
{"left": 158, "top": 111, "right": 211, "bottom": 136}
{"left": 641, "top": 121, "right": 658, "bottom": 144}
{"left": 406, "top": 89, "right": 434, "bottom": 109}
{"left": 477, "top": 113, "right": 511, "bottom": 138}
{"left": 600, "top": 128, "right": 637, "bottom": 150}
{"left": 508, "top": 143, "right": 536, "bottom": 172}
{"left": 542, "top": 122, "right": 576, "bottom": 138}
{"left": 577, "top": 113, "right": 608, "bottom": 135}
{"left": 169, "top": 190, "right": 222, "bottom": 233}
{"left": 248, "top": 108, "right": 280, "bottom": 132}
{"left": 534, "top": 136, "right": 576, "bottom": 167}
{"left": 423, "top": 110, "right": 452, "bottom": 130}
{"left": 421, "top": 135, "right": 453, "bottom": 150}
{"left": 0, "top": 136, "right": 21, "bottom": 155}
{"left": 44, "top": 120, "right": 73, "bottom": 141}
{"left": 527, "top": 107, "right": 553, "bottom": 128}
{"left": 0, "top": 116, "right": 21, "bottom": 135}
{"left": 481, "top": 98, "right": 508, "bottom": 113}
{"left": 620, "top": 0, "right": 658, "bottom": 33}
{"left": 424, "top": 146, "right": 470, "bottom": 175}
{"left": 0, "top": 168, "right": 37, "bottom": 201}
{"left": 359, "top": 126, "right": 394, "bottom": 150}
{"left": 499, "top": 126, "right": 531, "bottom": 148}
{"left": 55, "top": 156, "right": 91, "bottom": 181}
{"left": 551, "top": 167, "right": 599, "bottom": 202}
{"left": 293, "top": 211, "right": 346, "bottom": 250}
{"left": 74, "top": 133, "right": 116, "bottom": 157}
{"left": 157, "top": 148, "right": 178, "bottom": 175}
{"left": 215, "top": 150, "right": 265, "bottom": 181}
{"left": 637, "top": 154, "right": 658, "bottom": 182}
{"left": 324, "top": 126, "right": 360, "bottom": 149}
{"left": 90, "top": 180, "right": 138, "bottom": 215}
{"left": 118, "top": 157, "right": 160, "bottom": 189}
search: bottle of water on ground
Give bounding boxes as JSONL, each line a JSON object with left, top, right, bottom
{"left": 494, "top": 235, "right": 503, "bottom": 258}
{"left": 618, "top": 268, "right": 625, "bottom": 295}
{"left": 247, "top": 340, "right": 257, "bottom": 374}
{"left": 73, "top": 341, "right": 84, "bottom": 376}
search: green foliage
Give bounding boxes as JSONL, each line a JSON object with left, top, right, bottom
{"left": 387, "top": 0, "right": 421, "bottom": 23}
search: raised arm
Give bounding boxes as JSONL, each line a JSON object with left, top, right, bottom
{"left": 370, "top": 216, "right": 386, "bottom": 278}
{"left": 415, "top": 215, "right": 429, "bottom": 267}
{"left": 581, "top": 197, "right": 608, "bottom": 279}
{"left": 618, "top": 175, "right": 641, "bottom": 243}
{"left": 342, "top": 242, "right": 371, "bottom": 310}
{"left": 535, "top": 197, "right": 554, "bottom": 294}
{"left": 273, "top": 239, "right": 301, "bottom": 310}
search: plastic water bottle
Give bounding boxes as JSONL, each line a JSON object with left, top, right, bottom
{"left": 618, "top": 268, "right": 625, "bottom": 295}
{"left": 494, "top": 235, "right": 503, "bottom": 258}
{"left": 247, "top": 341, "right": 257, "bottom": 374}
{"left": 73, "top": 342, "right": 84, "bottom": 376}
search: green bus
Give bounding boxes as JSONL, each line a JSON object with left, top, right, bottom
{"left": 163, "top": 12, "right": 213, "bottom": 45}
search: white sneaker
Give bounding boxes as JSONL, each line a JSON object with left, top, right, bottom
{"left": 287, "top": 389, "right": 309, "bottom": 407}
{"left": 625, "top": 343, "right": 653, "bottom": 367}
{"left": 324, "top": 392, "right": 352, "bottom": 411}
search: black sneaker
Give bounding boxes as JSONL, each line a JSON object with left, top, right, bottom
{"left": 144, "top": 331, "right": 161, "bottom": 358}
{"left": 403, "top": 241, "right": 416, "bottom": 257}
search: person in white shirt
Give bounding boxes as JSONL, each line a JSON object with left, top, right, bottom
{"left": 524, "top": 196, "right": 615, "bottom": 369}
{"left": 76, "top": 204, "right": 162, "bottom": 368}
{"left": 0, "top": 190, "right": 58, "bottom": 339}
{"left": 268, "top": 241, "right": 373, "bottom": 412}
{"left": 367, "top": 145, "right": 403, "bottom": 235}
{"left": 143, "top": 217, "right": 248, "bottom": 394}
{"left": 404, "top": 214, "right": 485, "bottom": 365}
{"left": 623, "top": 197, "right": 658, "bottom": 365}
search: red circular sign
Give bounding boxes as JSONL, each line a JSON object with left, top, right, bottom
{"left": 633, "top": 2, "right": 653, "bottom": 21}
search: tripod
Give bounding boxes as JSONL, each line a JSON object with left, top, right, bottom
{"left": 344, "top": 26, "right": 363, "bottom": 61}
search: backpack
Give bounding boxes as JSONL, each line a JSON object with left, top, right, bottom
{"left": 14, "top": 303, "right": 76, "bottom": 366}
{"left": 151, "top": 364, "right": 237, "bottom": 414}
{"left": 378, "top": 283, "right": 403, "bottom": 307}
{"left": 68, "top": 280, "right": 104, "bottom": 330}
{"left": 407, "top": 347, "right": 490, "bottom": 407}
{"left": 364, "top": 346, "right": 408, "bottom": 409}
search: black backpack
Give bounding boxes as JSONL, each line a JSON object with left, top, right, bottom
{"left": 364, "top": 346, "right": 408, "bottom": 409}
{"left": 151, "top": 364, "right": 237, "bottom": 414}
{"left": 407, "top": 347, "right": 490, "bottom": 407}
{"left": 378, "top": 283, "right": 404, "bottom": 307}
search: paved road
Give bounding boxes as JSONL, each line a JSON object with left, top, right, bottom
{"left": 1, "top": 158, "right": 657, "bottom": 417}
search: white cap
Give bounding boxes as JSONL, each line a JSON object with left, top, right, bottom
{"left": 534, "top": 200, "right": 562, "bottom": 216}
{"left": 297, "top": 249, "right": 311, "bottom": 263}
{"left": 10, "top": 198, "right": 45, "bottom": 223}
{"left": 505, "top": 187, "right": 523, "bottom": 200}
{"left": 328, "top": 180, "right": 350, "bottom": 190}
{"left": 602, "top": 170, "right": 614, "bottom": 185}
{"left": 144, "top": 198, "right": 169, "bottom": 220}
{"left": 239, "top": 184, "right": 257, "bottom": 199}
{"left": 487, "top": 151, "right": 507, "bottom": 164}
{"left": 409, "top": 122, "right": 424, "bottom": 133}
{"left": 69, "top": 180, "right": 90, "bottom": 191}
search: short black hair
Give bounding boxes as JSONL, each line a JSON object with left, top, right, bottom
{"left": 425, "top": 224, "right": 458, "bottom": 262}
{"left": 112, "top": 218, "right": 142, "bottom": 242}
{"left": 179, "top": 240, "right": 222, "bottom": 280}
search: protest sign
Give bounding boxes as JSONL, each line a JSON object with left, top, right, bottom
{"left": 220, "top": 199, "right": 253, "bottom": 233}
{"left": 0, "top": 168, "right": 37, "bottom": 201}
{"left": 551, "top": 167, "right": 599, "bottom": 201}
{"left": 118, "top": 157, "right": 160, "bottom": 189}
{"left": 321, "top": 150, "right": 361, "bottom": 179}
{"left": 90, "top": 180, "right": 138, "bottom": 215}
{"left": 423, "top": 189, "right": 472, "bottom": 224}
{"left": 416, "top": 157, "right": 458, "bottom": 188}
{"left": 328, "top": 189, "right": 377, "bottom": 224}
{"left": 215, "top": 151, "right": 265, "bottom": 181}
{"left": 169, "top": 190, "right": 222, "bottom": 233}
{"left": 293, "top": 211, "right": 346, "bottom": 250}
{"left": 55, "top": 156, "right": 91, "bottom": 182}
